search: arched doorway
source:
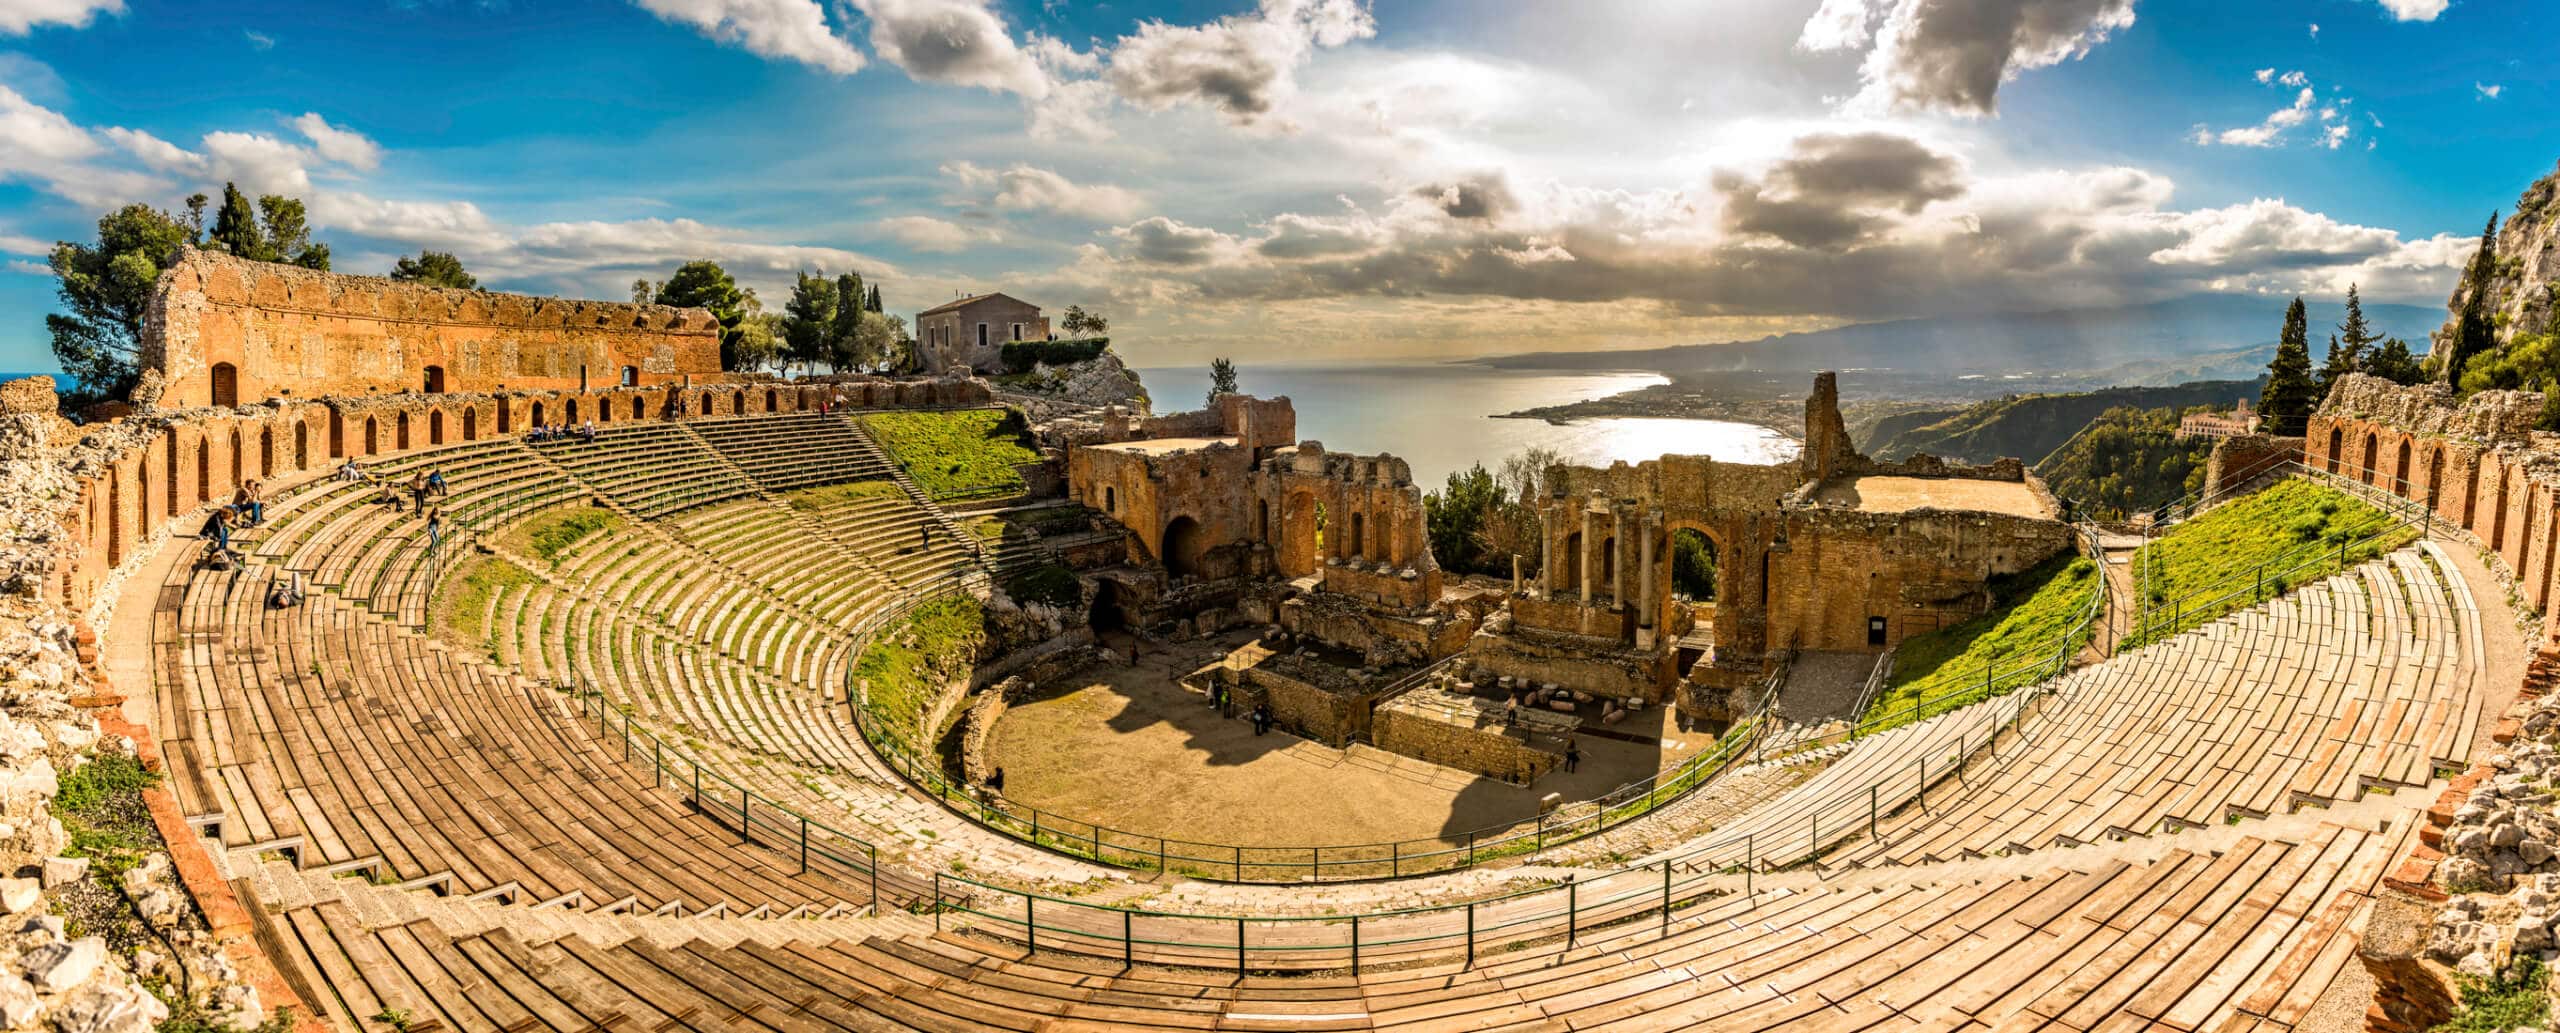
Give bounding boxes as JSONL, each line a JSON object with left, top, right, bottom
{"left": 194, "top": 446, "right": 208, "bottom": 504}
{"left": 163, "top": 434, "right": 178, "bottom": 515}
{"left": 395, "top": 412, "right": 410, "bottom": 450}
{"left": 227, "top": 429, "right": 241, "bottom": 489}
{"left": 2361, "top": 433, "right": 2379, "bottom": 485}
{"left": 620, "top": 366, "right": 638, "bottom": 388}
{"left": 2427, "top": 447, "right": 2445, "bottom": 509}
{"left": 429, "top": 410, "right": 445, "bottom": 445}
{"left": 1089, "top": 582, "right": 1125, "bottom": 632}
{"left": 1559, "top": 531, "right": 1584, "bottom": 593}
{"left": 629, "top": 397, "right": 643, "bottom": 420}
{"left": 328, "top": 410, "right": 345, "bottom": 459}
{"left": 765, "top": 388, "right": 778, "bottom": 411}
{"left": 294, "top": 422, "right": 308, "bottom": 469}
{"left": 462, "top": 408, "right": 478, "bottom": 440}
{"left": 498, "top": 401, "right": 513, "bottom": 434}
{"left": 1161, "top": 516, "right": 1206, "bottom": 577}
{"left": 567, "top": 399, "right": 580, "bottom": 424}
{"left": 531, "top": 401, "right": 545, "bottom": 429}
{"left": 2326, "top": 426, "right": 2343, "bottom": 474}
{"left": 731, "top": 392, "right": 745, "bottom": 415}
{"left": 2394, "top": 439, "right": 2412, "bottom": 496}
{"left": 210, "top": 363, "right": 238, "bottom": 408}
{"left": 362, "top": 417, "right": 377, "bottom": 455}
{"left": 258, "top": 428, "right": 272, "bottom": 478}
{"left": 422, "top": 366, "right": 446, "bottom": 393}
{"left": 1670, "top": 528, "right": 1718, "bottom": 602}
{"left": 1348, "top": 512, "right": 1366, "bottom": 561}
{"left": 699, "top": 394, "right": 714, "bottom": 416}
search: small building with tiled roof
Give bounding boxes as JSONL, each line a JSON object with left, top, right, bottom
{"left": 916, "top": 292, "right": 1048, "bottom": 375}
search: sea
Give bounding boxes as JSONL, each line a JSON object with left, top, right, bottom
{"left": 1135, "top": 363, "right": 1800, "bottom": 489}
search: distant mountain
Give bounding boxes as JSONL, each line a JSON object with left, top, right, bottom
{"left": 1477, "top": 294, "right": 2437, "bottom": 379}
{"left": 1861, "top": 378, "right": 2267, "bottom": 465}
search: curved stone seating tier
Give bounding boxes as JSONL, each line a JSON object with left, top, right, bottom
{"left": 665, "top": 501, "right": 907, "bottom": 631}
{"left": 254, "top": 817, "right": 2407, "bottom": 1031}
{"left": 1828, "top": 547, "right": 2476, "bottom": 868}
{"left": 540, "top": 523, "right": 839, "bottom": 690}
{"left": 153, "top": 554, "right": 895, "bottom": 915}
{"left": 797, "top": 490, "right": 978, "bottom": 590}
{"left": 533, "top": 422, "right": 756, "bottom": 519}
{"left": 689, "top": 411, "right": 897, "bottom": 493}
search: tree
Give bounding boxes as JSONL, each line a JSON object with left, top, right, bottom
{"left": 2317, "top": 333, "right": 2350, "bottom": 396}
{"left": 2337, "top": 284, "right": 2381, "bottom": 367}
{"left": 829, "top": 273, "right": 867, "bottom": 371}
{"left": 866, "top": 284, "right": 883, "bottom": 313}
{"left": 1059, "top": 304, "right": 1107, "bottom": 338}
{"left": 1422, "top": 464, "right": 1505, "bottom": 576}
{"left": 2367, "top": 337, "right": 2425, "bottom": 385}
{"left": 1468, "top": 446, "right": 1558, "bottom": 579}
{"left": 653, "top": 261, "right": 751, "bottom": 370}
{"left": 257, "top": 194, "right": 328, "bottom": 269}
{"left": 181, "top": 193, "right": 208, "bottom": 237}
{"left": 1670, "top": 532, "right": 1717, "bottom": 600}
{"left": 46, "top": 203, "right": 197, "bottom": 404}
{"left": 1207, "top": 357, "right": 1238, "bottom": 407}
{"left": 389, "top": 250, "right": 477, "bottom": 289}
{"left": 778, "top": 272, "right": 837, "bottom": 376}
{"left": 734, "top": 313, "right": 784, "bottom": 372}
{"left": 207, "top": 183, "right": 263, "bottom": 261}
{"left": 2259, "top": 297, "right": 2318, "bottom": 435}
{"left": 2445, "top": 212, "right": 2503, "bottom": 391}
{"left": 856, "top": 311, "right": 907, "bottom": 374}
{"left": 630, "top": 279, "right": 654, "bottom": 305}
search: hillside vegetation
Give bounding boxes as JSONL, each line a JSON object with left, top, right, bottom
{"left": 1867, "top": 552, "right": 2099, "bottom": 725}
{"left": 2033, "top": 406, "right": 2213, "bottom": 519}
{"left": 2131, "top": 479, "right": 2412, "bottom": 646}
{"left": 860, "top": 409, "right": 1043, "bottom": 500}
{"left": 1861, "top": 378, "right": 2263, "bottom": 464}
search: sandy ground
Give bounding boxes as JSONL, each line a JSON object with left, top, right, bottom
{"left": 1815, "top": 475, "right": 2056, "bottom": 519}
{"left": 983, "top": 648, "right": 1691, "bottom": 851}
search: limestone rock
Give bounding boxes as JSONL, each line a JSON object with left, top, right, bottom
{"left": 17, "top": 937, "right": 101, "bottom": 992}
{"left": 37, "top": 857, "right": 82, "bottom": 890}
{"left": 46, "top": 979, "right": 167, "bottom": 1033}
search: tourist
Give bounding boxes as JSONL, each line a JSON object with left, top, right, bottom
{"left": 337, "top": 458, "right": 365, "bottom": 483}
{"left": 201, "top": 506, "right": 239, "bottom": 567}
{"left": 986, "top": 767, "right": 1006, "bottom": 795}
{"left": 426, "top": 468, "right": 448, "bottom": 497}
{"left": 1564, "top": 739, "right": 1580, "bottom": 773}
{"left": 581, "top": 419, "right": 598, "bottom": 443}
{"left": 1208, "top": 681, "right": 1225, "bottom": 712}
{"left": 232, "top": 479, "right": 265, "bottom": 527}
{"left": 919, "top": 525, "right": 932, "bottom": 551}
{"left": 424, "top": 507, "right": 443, "bottom": 551}
{"left": 409, "top": 471, "right": 431, "bottom": 513}
{"left": 1251, "top": 703, "right": 1273, "bottom": 736}
{"left": 267, "top": 571, "right": 304, "bottom": 610}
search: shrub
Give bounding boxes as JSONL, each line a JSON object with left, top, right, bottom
{"left": 853, "top": 597, "right": 990, "bottom": 750}
{"left": 1006, "top": 563, "right": 1082, "bottom": 608}
{"left": 999, "top": 337, "right": 1110, "bottom": 373}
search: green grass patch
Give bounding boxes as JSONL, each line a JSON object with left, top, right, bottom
{"left": 56, "top": 752, "right": 162, "bottom": 875}
{"left": 1005, "top": 563, "right": 1083, "bottom": 607}
{"left": 437, "top": 557, "right": 541, "bottom": 649}
{"left": 860, "top": 410, "right": 1042, "bottom": 501}
{"left": 787, "top": 479, "right": 906, "bottom": 513}
{"left": 2132, "top": 478, "right": 2416, "bottom": 646}
{"left": 853, "top": 596, "right": 990, "bottom": 751}
{"left": 1868, "top": 552, "right": 2099, "bottom": 724}
{"left": 508, "top": 507, "right": 622, "bottom": 567}
{"left": 2434, "top": 958, "right": 2548, "bottom": 1033}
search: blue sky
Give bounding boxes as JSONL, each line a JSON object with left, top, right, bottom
{"left": 0, "top": 0, "right": 2552, "bottom": 372}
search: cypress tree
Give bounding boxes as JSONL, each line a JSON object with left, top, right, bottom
{"left": 2261, "top": 297, "right": 2318, "bottom": 435}
{"left": 2337, "top": 283, "right": 2380, "bottom": 368}
{"left": 208, "top": 183, "right": 264, "bottom": 261}
{"left": 2446, "top": 212, "right": 2503, "bottom": 391}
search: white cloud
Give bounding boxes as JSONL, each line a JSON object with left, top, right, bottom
{"left": 5, "top": 259, "right": 48, "bottom": 275}
{"left": 848, "top": 0, "right": 1048, "bottom": 97}
{"left": 2477, "top": 82, "right": 2503, "bottom": 100}
{"left": 292, "top": 113, "right": 381, "bottom": 172}
{"left": 0, "top": 0, "right": 120, "bottom": 35}
{"left": 0, "top": 84, "right": 165, "bottom": 208}
{"left": 0, "top": 232, "right": 46, "bottom": 255}
{"left": 1105, "top": 0, "right": 1376, "bottom": 124}
{"left": 629, "top": 0, "right": 865, "bottom": 75}
{"left": 2253, "top": 68, "right": 2274, "bottom": 84}
{"left": 2192, "top": 81, "right": 2325, "bottom": 148}
{"left": 2322, "top": 123, "right": 2352, "bottom": 149}
{"left": 2372, "top": 0, "right": 2448, "bottom": 21}
{"left": 940, "top": 160, "right": 1144, "bottom": 221}
{"left": 1797, "top": 0, "right": 2136, "bottom": 115}
{"left": 875, "top": 214, "right": 994, "bottom": 252}
{"left": 198, "top": 131, "right": 316, "bottom": 194}
{"left": 2278, "top": 70, "right": 2308, "bottom": 87}
{"left": 2307, "top": 21, "right": 2320, "bottom": 38}
{"left": 243, "top": 29, "right": 274, "bottom": 50}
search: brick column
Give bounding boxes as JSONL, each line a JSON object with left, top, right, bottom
{"left": 1638, "top": 510, "right": 1658, "bottom": 629}
{"left": 1581, "top": 504, "right": 1597, "bottom": 605}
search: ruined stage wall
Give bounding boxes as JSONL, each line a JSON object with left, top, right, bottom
{"left": 141, "top": 248, "right": 724, "bottom": 408}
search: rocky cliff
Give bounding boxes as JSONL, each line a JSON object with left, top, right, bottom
{"left": 2439, "top": 162, "right": 2560, "bottom": 352}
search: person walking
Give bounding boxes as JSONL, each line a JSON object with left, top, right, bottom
{"left": 409, "top": 471, "right": 430, "bottom": 514}
{"left": 1564, "top": 739, "right": 1581, "bottom": 773}
{"left": 424, "top": 507, "right": 443, "bottom": 551}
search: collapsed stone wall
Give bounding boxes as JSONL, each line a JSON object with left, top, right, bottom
{"left": 141, "top": 248, "right": 723, "bottom": 408}
{"left": 1371, "top": 706, "right": 1559, "bottom": 785}
{"left": 2200, "top": 433, "right": 2304, "bottom": 501}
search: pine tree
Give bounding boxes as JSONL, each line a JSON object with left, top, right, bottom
{"left": 779, "top": 272, "right": 836, "bottom": 376}
{"left": 1207, "top": 357, "right": 1238, "bottom": 407}
{"left": 208, "top": 183, "right": 263, "bottom": 261}
{"left": 829, "top": 273, "right": 867, "bottom": 371}
{"left": 2446, "top": 212, "right": 2503, "bottom": 391}
{"left": 2318, "top": 333, "right": 2350, "bottom": 396}
{"left": 2260, "top": 297, "right": 2319, "bottom": 435}
{"left": 2337, "top": 283, "right": 2381, "bottom": 369}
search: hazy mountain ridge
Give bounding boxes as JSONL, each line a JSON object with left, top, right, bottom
{"left": 1479, "top": 294, "right": 2436, "bottom": 378}
{"left": 1858, "top": 377, "right": 2267, "bottom": 465}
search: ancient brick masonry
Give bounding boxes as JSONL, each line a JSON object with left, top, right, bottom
{"left": 140, "top": 247, "right": 724, "bottom": 408}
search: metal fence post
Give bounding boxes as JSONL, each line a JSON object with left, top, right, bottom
{"left": 798, "top": 817, "right": 808, "bottom": 874}
{"left": 1236, "top": 918, "right": 1246, "bottom": 977}
{"left": 1566, "top": 880, "right": 1578, "bottom": 946}
{"left": 1351, "top": 915, "right": 1361, "bottom": 971}
{"left": 1123, "top": 909, "right": 1133, "bottom": 968}
{"left": 933, "top": 873, "right": 941, "bottom": 932}
{"left": 739, "top": 789, "right": 751, "bottom": 846}
{"left": 1026, "top": 897, "right": 1036, "bottom": 955}
{"left": 1661, "top": 861, "right": 1673, "bottom": 932}
{"left": 1466, "top": 902, "right": 1476, "bottom": 967}
{"left": 1869, "top": 785, "right": 1878, "bottom": 839}
{"left": 868, "top": 845, "right": 878, "bottom": 906}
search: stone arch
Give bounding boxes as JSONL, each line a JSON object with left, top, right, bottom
{"left": 462, "top": 407, "right": 478, "bottom": 440}
{"left": 163, "top": 433, "right": 179, "bottom": 516}
{"left": 1161, "top": 515, "right": 1207, "bottom": 578}
{"left": 227, "top": 428, "right": 242, "bottom": 490}
{"left": 2393, "top": 437, "right": 2412, "bottom": 496}
{"left": 2427, "top": 445, "right": 2446, "bottom": 510}
{"left": 699, "top": 393, "right": 715, "bottom": 416}
{"left": 566, "top": 398, "right": 581, "bottom": 424}
{"left": 1278, "top": 488, "right": 1320, "bottom": 576}
{"left": 1669, "top": 526, "right": 1719, "bottom": 602}
{"left": 629, "top": 397, "right": 643, "bottom": 420}
{"left": 1348, "top": 511, "right": 1367, "bottom": 560}
{"left": 1560, "top": 530, "right": 1585, "bottom": 594}
{"left": 498, "top": 400, "right": 514, "bottom": 434}
{"left": 295, "top": 421, "right": 309, "bottom": 469}
{"left": 531, "top": 401, "right": 545, "bottom": 429}
{"left": 194, "top": 444, "right": 209, "bottom": 505}
{"left": 328, "top": 410, "right": 345, "bottom": 459}
{"left": 210, "top": 362, "right": 238, "bottom": 408}
{"left": 430, "top": 410, "right": 445, "bottom": 445}
{"left": 2360, "top": 432, "right": 2380, "bottom": 485}
{"left": 732, "top": 391, "right": 746, "bottom": 415}
{"left": 765, "top": 388, "right": 778, "bottom": 412}
{"left": 2326, "top": 425, "right": 2343, "bottom": 474}
{"left": 258, "top": 427, "right": 273, "bottom": 478}
{"left": 396, "top": 412, "right": 411, "bottom": 451}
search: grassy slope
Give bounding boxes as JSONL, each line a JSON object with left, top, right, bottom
{"left": 1870, "top": 552, "right": 2100, "bottom": 719}
{"left": 860, "top": 410, "right": 1041, "bottom": 500}
{"left": 852, "top": 595, "right": 988, "bottom": 750}
{"left": 2132, "top": 478, "right": 2414, "bottom": 645}
{"left": 1865, "top": 378, "right": 2263, "bottom": 464}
